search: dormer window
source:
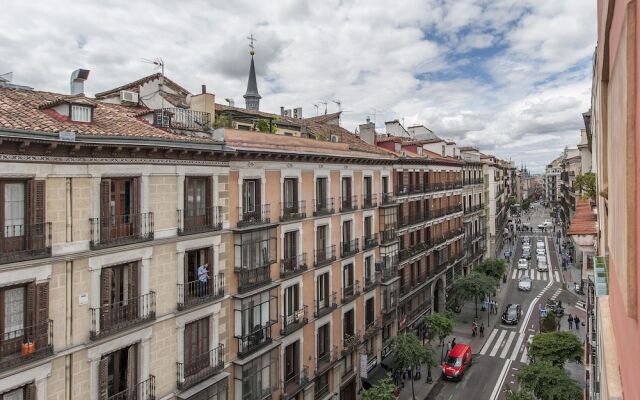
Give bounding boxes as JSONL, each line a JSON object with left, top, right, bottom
{"left": 71, "top": 105, "right": 92, "bottom": 122}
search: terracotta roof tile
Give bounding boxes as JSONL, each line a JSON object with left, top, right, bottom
{"left": 567, "top": 198, "right": 597, "bottom": 236}
{"left": 94, "top": 73, "right": 190, "bottom": 98}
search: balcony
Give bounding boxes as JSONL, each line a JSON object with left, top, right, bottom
{"left": 282, "top": 366, "right": 310, "bottom": 399}
{"left": 464, "top": 204, "right": 483, "bottom": 214}
{"left": 342, "top": 331, "right": 362, "bottom": 354}
{"left": 340, "top": 195, "right": 358, "bottom": 212}
{"left": 177, "top": 344, "right": 224, "bottom": 390}
{"left": 380, "top": 192, "right": 395, "bottom": 205}
{"left": 313, "top": 198, "right": 335, "bottom": 216}
{"left": 314, "top": 292, "right": 337, "bottom": 318}
{"left": 400, "top": 212, "right": 425, "bottom": 227}
{"left": 398, "top": 241, "right": 430, "bottom": 262}
{"left": 380, "top": 227, "right": 397, "bottom": 244}
{"left": 0, "top": 222, "right": 52, "bottom": 264}
{"left": 280, "top": 201, "right": 307, "bottom": 222}
{"left": 89, "top": 212, "right": 154, "bottom": 249}
{"left": 154, "top": 107, "right": 211, "bottom": 131}
{"left": 409, "top": 184, "right": 423, "bottom": 194}
{"left": 399, "top": 272, "right": 428, "bottom": 297}
{"left": 428, "top": 208, "right": 446, "bottom": 219}
{"left": 107, "top": 376, "right": 156, "bottom": 400}
{"left": 236, "top": 265, "right": 272, "bottom": 294}
{"left": 446, "top": 204, "right": 463, "bottom": 215}
{"left": 362, "top": 194, "right": 378, "bottom": 209}
{"left": 340, "top": 238, "right": 359, "bottom": 258}
{"left": 314, "top": 245, "right": 336, "bottom": 268}
{"left": 428, "top": 182, "right": 445, "bottom": 192}
{"left": 280, "top": 253, "right": 307, "bottom": 278}
{"left": 0, "top": 320, "right": 53, "bottom": 372}
{"left": 90, "top": 292, "right": 156, "bottom": 340}
{"left": 362, "top": 233, "right": 378, "bottom": 250}
{"left": 316, "top": 345, "right": 340, "bottom": 375}
{"left": 364, "top": 318, "right": 381, "bottom": 339}
{"left": 363, "top": 275, "right": 377, "bottom": 292}
{"left": 177, "top": 207, "right": 222, "bottom": 235}
{"left": 177, "top": 273, "right": 225, "bottom": 311}
{"left": 237, "top": 323, "right": 273, "bottom": 358}
{"left": 237, "top": 205, "right": 271, "bottom": 228}
{"left": 341, "top": 280, "right": 360, "bottom": 304}
{"left": 434, "top": 258, "right": 448, "bottom": 274}
{"left": 281, "top": 305, "right": 308, "bottom": 336}
{"left": 378, "top": 261, "right": 398, "bottom": 283}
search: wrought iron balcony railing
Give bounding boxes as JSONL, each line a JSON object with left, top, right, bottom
{"left": 395, "top": 185, "right": 409, "bottom": 196}
{"left": 236, "top": 322, "right": 273, "bottom": 358}
{"left": 154, "top": 107, "right": 211, "bottom": 131}
{"left": 314, "top": 292, "right": 337, "bottom": 318}
{"left": 313, "top": 198, "right": 335, "bottom": 216}
{"left": 361, "top": 194, "right": 377, "bottom": 209}
{"left": 281, "top": 305, "right": 308, "bottom": 336}
{"left": 107, "top": 375, "right": 156, "bottom": 400}
{"left": 341, "top": 280, "right": 360, "bottom": 304}
{"left": 0, "top": 222, "right": 52, "bottom": 264}
{"left": 89, "top": 212, "right": 154, "bottom": 249}
{"left": 314, "top": 245, "right": 336, "bottom": 268}
{"left": 380, "top": 192, "right": 395, "bottom": 205}
{"left": 237, "top": 204, "right": 271, "bottom": 227}
{"left": 362, "top": 233, "right": 378, "bottom": 250}
{"left": 236, "top": 265, "right": 271, "bottom": 294}
{"left": 315, "top": 345, "right": 340, "bottom": 376}
{"left": 447, "top": 204, "right": 463, "bottom": 214}
{"left": 177, "top": 273, "right": 225, "bottom": 311}
{"left": 0, "top": 320, "right": 53, "bottom": 372}
{"left": 280, "top": 201, "right": 306, "bottom": 222}
{"left": 340, "top": 238, "right": 359, "bottom": 258}
{"left": 280, "top": 253, "right": 307, "bottom": 278}
{"left": 282, "top": 366, "right": 310, "bottom": 399}
{"left": 177, "top": 344, "right": 224, "bottom": 390}
{"left": 90, "top": 292, "right": 156, "bottom": 340}
{"left": 177, "top": 206, "right": 222, "bottom": 235}
{"left": 378, "top": 260, "right": 398, "bottom": 283}
{"left": 340, "top": 195, "right": 358, "bottom": 212}
{"left": 363, "top": 275, "right": 377, "bottom": 292}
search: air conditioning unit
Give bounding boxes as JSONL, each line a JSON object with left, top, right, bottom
{"left": 293, "top": 107, "right": 302, "bottom": 119}
{"left": 120, "top": 90, "right": 139, "bottom": 104}
{"left": 330, "top": 135, "right": 339, "bottom": 142}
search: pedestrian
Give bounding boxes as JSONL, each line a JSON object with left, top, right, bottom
{"left": 568, "top": 314, "right": 574, "bottom": 329}
{"left": 197, "top": 262, "right": 210, "bottom": 297}
{"left": 557, "top": 318, "right": 561, "bottom": 331}
{"left": 451, "top": 337, "right": 457, "bottom": 349}
{"left": 480, "top": 323, "right": 485, "bottom": 337}
{"left": 415, "top": 364, "right": 421, "bottom": 380}
{"left": 574, "top": 316, "right": 581, "bottom": 331}
{"left": 393, "top": 370, "right": 399, "bottom": 387}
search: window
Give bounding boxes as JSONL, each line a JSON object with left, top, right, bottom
{"left": 381, "top": 176, "right": 389, "bottom": 194}
{"left": 343, "top": 264, "right": 354, "bottom": 295}
{"left": 365, "top": 256, "right": 373, "bottom": 284}
{"left": 342, "top": 220, "right": 352, "bottom": 244}
{"left": 317, "top": 323, "right": 330, "bottom": 357}
{"left": 100, "top": 262, "right": 139, "bottom": 331}
{"left": 2, "top": 181, "right": 25, "bottom": 237}
{"left": 237, "top": 350, "right": 277, "bottom": 400}
{"left": 1, "top": 285, "right": 25, "bottom": 338}
{"left": 184, "top": 317, "right": 210, "bottom": 377}
{"left": 101, "top": 178, "right": 138, "bottom": 222}
{"left": 98, "top": 344, "right": 137, "bottom": 398}
{"left": 184, "top": 247, "right": 211, "bottom": 287}
{"left": 185, "top": 176, "right": 210, "bottom": 219}
{"left": 283, "top": 231, "right": 297, "bottom": 261}
{"left": 341, "top": 177, "right": 352, "bottom": 200}
{"left": 316, "top": 225, "right": 327, "bottom": 251}
{"left": 364, "top": 216, "right": 372, "bottom": 238}
{"left": 284, "top": 285, "right": 300, "bottom": 319}
{"left": 284, "top": 341, "right": 300, "bottom": 383}
{"left": 363, "top": 176, "right": 372, "bottom": 199}
{"left": 234, "top": 228, "right": 276, "bottom": 270}
{"left": 190, "top": 379, "right": 228, "bottom": 400}
{"left": 283, "top": 178, "right": 298, "bottom": 207}
{"left": 1, "top": 386, "right": 34, "bottom": 400}
{"left": 317, "top": 272, "right": 329, "bottom": 308}
{"left": 242, "top": 179, "right": 260, "bottom": 213}
{"left": 316, "top": 178, "right": 328, "bottom": 206}
{"left": 71, "top": 105, "right": 91, "bottom": 122}
{"left": 234, "top": 290, "right": 276, "bottom": 353}
{"left": 343, "top": 309, "right": 354, "bottom": 338}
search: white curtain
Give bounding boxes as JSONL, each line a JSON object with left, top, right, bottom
{"left": 4, "top": 287, "right": 24, "bottom": 337}
{"left": 4, "top": 183, "right": 24, "bottom": 236}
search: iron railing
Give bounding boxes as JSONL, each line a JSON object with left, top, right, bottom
{"left": 313, "top": 198, "right": 335, "bottom": 216}
{"left": 362, "top": 233, "right": 378, "bottom": 250}
{"left": 395, "top": 185, "right": 409, "bottom": 196}
{"left": 280, "top": 201, "right": 306, "bottom": 222}
{"left": 91, "top": 292, "right": 156, "bottom": 340}
{"left": 177, "top": 273, "right": 225, "bottom": 311}
{"left": 0, "top": 222, "right": 52, "bottom": 264}
{"left": 378, "top": 260, "right": 398, "bottom": 282}
{"left": 428, "top": 208, "right": 446, "bottom": 219}
{"left": 0, "top": 320, "right": 53, "bottom": 371}
{"left": 107, "top": 375, "right": 155, "bottom": 400}
{"left": 236, "top": 265, "right": 271, "bottom": 293}
{"left": 363, "top": 275, "right": 377, "bottom": 292}
{"left": 177, "top": 344, "right": 224, "bottom": 390}
{"left": 177, "top": 206, "right": 222, "bottom": 235}
{"left": 340, "top": 238, "right": 359, "bottom": 258}
{"left": 314, "top": 245, "right": 336, "bottom": 268}
{"left": 236, "top": 323, "right": 273, "bottom": 358}
{"left": 281, "top": 305, "right": 308, "bottom": 336}
{"left": 237, "top": 205, "right": 271, "bottom": 227}
{"left": 341, "top": 281, "right": 360, "bottom": 304}
{"left": 380, "top": 227, "right": 397, "bottom": 244}
{"left": 89, "top": 212, "right": 154, "bottom": 249}
{"left": 362, "top": 194, "right": 377, "bottom": 209}
{"left": 316, "top": 345, "right": 340, "bottom": 375}
{"left": 446, "top": 204, "right": 463, "bottom": 215}
{"left": 340, "top": 195, "right": 358, "bottom": 212}
{"left": 155, "top": 107, "right": 211, "bottom": 131}
{"left": 282, "top": 366, "right": 310, "bottom": 399}
{"left": 314, "top": 292, "right": 337, "bottom": 318}
{"left": 280, "top": 253, "right": 307, "bottom": 278}
{"left": 380, "top": 192, "right": 394, "bottom": 205}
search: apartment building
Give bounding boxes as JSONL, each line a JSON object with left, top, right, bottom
{"left": 544, "top": 158, "right": 562, "bottom": 206}
{"left": 0, "top": 81, "right": 231, "bottom": 400}
{"left": 459, "top": 148, "right": 486, "bottom": 272}
{"left": 480, "top": 154, "right": 509, "bottom": 259}
{"left": 559, "top": 148, "right": 581, "bottom": 238}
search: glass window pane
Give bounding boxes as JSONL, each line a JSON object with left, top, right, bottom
{"left": 4, "top": 287, "right": 24, "bottom": 335}
{"left": 4, "top": 183, "right": 25, "bottom": 236}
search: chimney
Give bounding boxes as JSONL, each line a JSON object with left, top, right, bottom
{"left": 280, "top": 106, "right": 285, "bottom": 116}
{"left": 359, "top": 120, "right": 376, "bottom": 145}
{"left": 201, "top": 84, "right": 206, "bottom": 94}
{"left": 70, "top": 69, "right": 90, "bottom": 95}
{"left": 225, "top": 98, "right": 235, "bottom": 107}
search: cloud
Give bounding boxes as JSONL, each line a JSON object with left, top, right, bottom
{"left": 0, "top": 0, "right": 595, "bottom": 173}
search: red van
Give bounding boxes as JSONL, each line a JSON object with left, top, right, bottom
{"left": 442, "top": 343, "right": 473, "bottom": 381}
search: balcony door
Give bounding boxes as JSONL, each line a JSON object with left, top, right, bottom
{"left": 317, "top": 273, "right": 329, "bottom": 309}
{"left": 316, "top": 178, "right": 328, "bottom": 208}
{"left": 98, "top": 344, "right": 137, "bottom": 399}
{"left": 381, "top": 176, "right": 388, "bottom": 194}
{"left": 316, "top": 225, "right": 327, "bottom": 260}
{"left": 342, "top": 220, "right": 352, "bottom": 245}
{"left": 363, "top": 177, "right": 372, "bottom": 200}
{"left": 184, "top": 317, "right": 210, "bottom": 377}
{"left": 100, "top": 262, "right": 139, "bottom": 331}
{"left": 184, "top": 176, "right": 211, "bottom": 228}
{"left": 283, "top": 178, "right": 298, "bottom": 213}
{"left": 242, "top": 179, "right": 260, "bottom": 215}
{"left": 0, "top": 180, "right": 45, "bottom": 255}
{"left": 284, "top": 341, "right": 300, "bottom": 385}
{"left": 341, "top": 177, "right": 352, "bottom": 207}
{"left": 284, "top": 284, "right": 300, "bottom": 323}
{"left": 343, "top": 264, "right": 354, "bottom": 294}
{"left": 283, "top": 231, "right": 297, "bottom": 265}
{"left": 101, "top": 178, "right": 139, "bottom": 240}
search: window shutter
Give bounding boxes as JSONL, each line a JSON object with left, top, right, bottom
{"left": 35, "top": 282, "right": 49, "bottom": 350}
{"left": 255, "top": 180, "right": 261, "bottom": 211}
{"left": 25, "top": 382, "right": 37, "bottom": 400}
{"left": 100, "top": 268, "right": 113, "bottom": 332}
{"left": 128, "top": 263, "right": 139, "bottom": 322}
{"left": 207, "top": 247, "right": 215, "bottom": 293}
{"left": 26, "top": 282, "right": 36, "bottom": 332}
{"left": 206, "top": 176, "right": 213, "bottom": 214}
{"left": 98, "top": 357, "right": 109, "bottom": 400}
{"left": 126, "top": 345, "right": 137, "bottom": 396}
{"left": 27, "top": 180, "right": 46, "bottom": 249}
{"left": 132, "top": 177, "right": 141, "bottom": 236}
{"left": 100, "top": 180, "right": 111, "bottom": 243}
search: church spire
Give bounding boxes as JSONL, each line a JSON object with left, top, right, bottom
{"left": 243, "top": 34, "right": 261, "bottom": 111}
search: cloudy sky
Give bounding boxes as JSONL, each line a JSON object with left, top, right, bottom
{"left": 0, "top": 0, "right": 595, "bottom": 172}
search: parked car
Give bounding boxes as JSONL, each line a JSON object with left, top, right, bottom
{"left": 517, "top": 258, "right": 529, "bottom": 270}
{"left": 536, "top": 249, "right": 546, "bottom": 257}
{"left": 442, "top": 343, "right": 473, "bottom": 381}
{"left": 522, "top": 236, "right": 530, "bottom": 244}
{"left": 536, "top": 242, "right": 545, "bottom": 250}
{"left": 537, "top": 256, "right": 548, "bottom": 271}
{"left": 501, "top": 304, "right": 522, "bottom": 325}
{"left": 522, "top": 248, "right": 531, "bottom": 260}
{"left": 518, "top": 275, "right": 532, "bottom": 291}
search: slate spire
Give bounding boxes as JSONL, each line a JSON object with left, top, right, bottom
{"left": 244, "top": 34, "right": 261, "bottom": 111}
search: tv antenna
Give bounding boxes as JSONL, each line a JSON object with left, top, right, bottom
{"left": 141, "top": 57, "right": 165, "bottom": 76}
{"left": 332, "top": 99, "right": 342, "bottom": 112}
{"left": 313, "top": 104, "right": 319, "bottom": 116}
{"left": 320, "top": 101, "right": 328, "bottom": 115}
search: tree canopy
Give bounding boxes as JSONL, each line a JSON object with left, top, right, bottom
{"left": 450, "top": 271, "right": 499, "bottom": 317}
{"left": 505, "top": 389, "right": 535, "bottom": 400}
{"left": 391, "top": 333, "right": 431, "bottom": 399}
{"left": 573, "top": 172, "right": 596, "bottom": 199}
{"left": 362, "top": 375, "right": 397, "bottom": 400}
{"left": 423, "top": 311, "right": 455, "bottom": 346}
{"left": 516, "top": 361, "right": 582, "bottom": 400}
{"left": 475, "top": 259, "right": 507, "bottom": 281}
{"left": 528, "top": 331, "right": 583, "bottom": 366}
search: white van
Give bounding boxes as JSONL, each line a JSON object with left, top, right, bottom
{"left": 536, "top": 242, "right": 545, "bottom": 250}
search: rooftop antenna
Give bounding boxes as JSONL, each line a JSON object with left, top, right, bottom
{"left": 320, "top": 100, "right": 328, "bottom": 115}
{"left": 141, "top": 57, "right": 166, "bottom": 109}
{"left": 332, "top": 99, "right": 342, "bottom": 112}
{"left": 313, "top": 104, "right": 319, "bottom": 116}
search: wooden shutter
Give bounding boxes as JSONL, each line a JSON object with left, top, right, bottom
{"left": 126, "top": 345, "right": 137, "bottom": 397}
{"left": 184, "top": 321, "right": 197, "bottom": 373}
{"left": 127, "top": 263, "right": 139, "bottom": 322}
{"left": 206, "top": 176, "right": 213, "bottom": 223}
{"left": 27, "top": 180, "right": 46, "bottom": 249}
{"left": 98, "top": 357, "right": 109, "bottom": 400}
{"left": 207, "top": 247, "right": 215, "bottom": 293}
{"left": 132, "top": 177, "right": 140, "bottom": 236}
{"left": 100, "top": 268, "right": 113, "bottom": 332}
{"left": 35, "top": 282, "right": 49, "bottom": 350}
{"left": 26, "top": 282, "right": 35, "bottom": 333}
{"left": 25, "top": 382, "right": 37, "bottom": 400}
{"left": 255, "top": 180, "right": 261, "bottom": 212}
{"left": 100, "top": 180, "right": 111, "bottom": 219}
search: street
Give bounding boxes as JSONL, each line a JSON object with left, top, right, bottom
{"left": 423, "top": 203, "right": 585, "bottom": 400}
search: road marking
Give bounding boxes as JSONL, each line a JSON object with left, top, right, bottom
{"left": 536, "top": 270, "right": 540, "bottom": 280}
{"left": 480, "top": 329, "right": 499, "bottom": 355}
{"left": 490, "top": 330, "right": 508, "bottom": 357}
{"left": 555, "top": 271, "right": 561, "bottom": 282}
{"left": 489, "top": 359, "right": 512, "bottom": 400}
{"left": 500, "top": 331, "right": 517, "bottom": 359}
{"left": 511, "top": 269, "right": 517, "bottom": 279}
{"left": 576, "top": 301, "right": 586, "bottom": 312}
{"left": 520, "top": 335, "right": 534, "bottom": 363}
{"left": 542, "top": 272, "right": 548, "bottom": 280}
{"left": 510, "top": 333, "right": 525, "bottom": 360}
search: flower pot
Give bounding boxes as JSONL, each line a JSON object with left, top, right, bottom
{"left": 21, "top": 341, "right": 36, "bottom": 356}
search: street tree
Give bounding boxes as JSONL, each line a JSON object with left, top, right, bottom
{"left": 505, "top": 389, "right": 535, "bottom": 400}
{"left": 391, "top": 333, "right": 428, "bottom": 400}
{"left": 528, "top": 331, "right": 583, "bottom": 366}
{"left": 475, "top": 259, "right": 507, "bottom": 281}
{"left": 450, "top": 271, "right": 498, "bottom": 317}
{"left": 516, "top": 361, "right": 582, "bottom": 400}
{"left": 539, "top": 312, "right": 557, "bottom": 333}
{"left": 423, "top": 311, "right": 455, "bottom": 346}
{"left": 362, "top": 375, "right": 396, "bottom": 400}
{"left": 522, "top": 199, "right": 531, "bottom": 210}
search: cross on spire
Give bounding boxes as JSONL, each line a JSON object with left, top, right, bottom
{"left": 247, "top": 34, "right": 257, "bottom": 55}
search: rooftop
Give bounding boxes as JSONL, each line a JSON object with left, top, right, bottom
{"left": 567, "top": 198, "right": 597, "bottom": 236}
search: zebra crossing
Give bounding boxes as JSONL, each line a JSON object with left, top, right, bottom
{"left": 510, "top": 268, "right": 550, "bottom": 281}
{"left": 575, "top": 300, "right": 586, "bottom": 312}
{"left": 479, "top": 328, "right": 534, "bottom": 363}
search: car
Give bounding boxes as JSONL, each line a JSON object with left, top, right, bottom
{"left": 536, "top": 242, "right": 545, "bottom": 250}
{"left": 501, "top": 304, "right": 522, "bottom": 325}
{"left": 537, "top": 257, "right": 548, "bottom": 271}
{"left": 536, "top": 249, "right": 546, "bottom": 257}
{"left": 522, "top": 236, "right": 530, "bottom": 244}
{"left": 543, "top": 220, "right": 553, "bottom": 227}
{"left": 546, "top": 299, "right": 564, "bottom": 317}
{"left": 537, "top": 224, "right": 546, "bottom": 230}
{"left": 522, "top": 248, "right": 531, "bottom": 260}
{"left": 442, "top": 343, "right": 473, "bottom": 381}
{"left": 518, "top": 275, "right": 532, "bottom": 291}
{"left": 517, "top": 258, "right": 528, "bottom": 270}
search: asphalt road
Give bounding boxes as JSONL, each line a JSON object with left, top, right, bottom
{"left": 426, "top": 203, "right": 563, "bottom": 400}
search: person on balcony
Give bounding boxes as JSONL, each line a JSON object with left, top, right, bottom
{"left": 197, "top": 263, "right": 210, "bottom": 298}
